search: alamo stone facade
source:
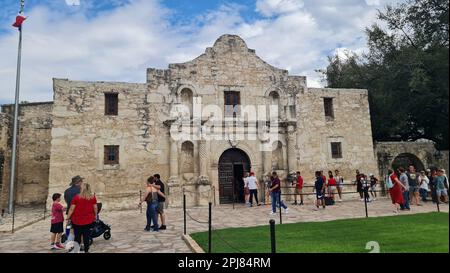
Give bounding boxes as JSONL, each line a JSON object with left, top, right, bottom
{"left": 1, "top": 34, "right": 388, "bottom": 210}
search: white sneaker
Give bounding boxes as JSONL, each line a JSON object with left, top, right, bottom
{"left": 360, "top": 198, "right": 364, "bottom": 201}
{"left": 338, "top": 199, "right": 343, "bottom": 202}
{"left": 269, "top": 212, "right": 276, "bottom": 215}
{"left": 284, "top": 208, "right": 289, "bottom": 214}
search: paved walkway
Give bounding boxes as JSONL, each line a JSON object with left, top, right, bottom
{"left": 0, "top": 197, "right": 447, "bottom": 253}
{"left": 0, "top": 205, "right": 46, "bottom": 233}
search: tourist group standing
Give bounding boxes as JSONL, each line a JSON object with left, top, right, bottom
{"left": 49, "top": 175, "right": 98, "bottom": 253}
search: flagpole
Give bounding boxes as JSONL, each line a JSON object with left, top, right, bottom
{"left": 8, "top": 0, "right": 25, "bottom": 214}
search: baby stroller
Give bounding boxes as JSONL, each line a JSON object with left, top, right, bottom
{"left": 88, "top": 203, "right": 111, "bottom": 245}
{"left": 62, "top": 203, "right": 111, "bottom": 246}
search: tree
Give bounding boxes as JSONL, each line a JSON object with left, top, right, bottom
{"left": 319, "top": 0, "right": 449, "bottom": 149}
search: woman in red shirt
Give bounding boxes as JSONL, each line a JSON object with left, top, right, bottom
{"left": 389, "top": 169, "right": 406, "bottom": 213}
{"left": 328, "top": 173, "right": 337, "bottom": 201}
{"left": 67, "top": 183, "right": 98, "bottom": 253}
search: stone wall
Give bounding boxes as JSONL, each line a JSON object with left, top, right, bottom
{"left": 0, "top": 113, "right": 11, "bottom": 207}
{"left": 48, "top": 35, "right": 378, "bottom": 209}
{"left": 297, "top": 88, "right": 378, "bottom": 182}
{"left": 47, "top": 79, "right": 172, "bottom": 210}
{"left": 0, "top": 103, "right": 53, "bottom": 207}
{"left": 375, "top": 141, "right": 449, "bottom": 175}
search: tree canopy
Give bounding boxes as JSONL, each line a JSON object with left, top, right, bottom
{"left": 319, "top": 0, "right": 449, "bottom": 149}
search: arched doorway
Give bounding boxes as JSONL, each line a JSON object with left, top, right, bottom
{"left": 218, "top": 148, "right": 251, "bottom": 204}
{"left": 391, "top": 153, "right": 425, "bottom": 171}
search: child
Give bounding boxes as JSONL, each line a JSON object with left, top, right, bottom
{"left": 50, "top": 193, "right": 65, "bottom": 250}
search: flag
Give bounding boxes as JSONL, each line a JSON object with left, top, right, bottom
{"left": 12, "top": 13, "right": 27, "bottom": 29}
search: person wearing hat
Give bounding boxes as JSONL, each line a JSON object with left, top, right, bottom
{"left": 64, "top": 175, "right": 83, "bottom": 215}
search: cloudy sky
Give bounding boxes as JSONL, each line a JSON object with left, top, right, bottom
{"left": 0, "top": 0, "right": 405, "bottom": 104}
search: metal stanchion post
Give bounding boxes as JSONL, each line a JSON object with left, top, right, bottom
{"left": 11, "top": 205, "right": 15, "bottom": 233}
{"left": 213, "top": 186, "right": 216, "bottom": 206}
{"left": 183, "top": 190, "right": 187, "bottom": 235}
{"left": 278, "top": 192, "right": 282, "bottom": 224}
{"left": 364, "top": 187, "right": 369, "bottom": 218}
{"left": 139, "top": 190, "right": 142, "bottom": 214}
{"left": 208, "top": 202, "right": 212, "bottom": 253}
{"left": 269, "top": 219, "right": 276, "bottom": 253}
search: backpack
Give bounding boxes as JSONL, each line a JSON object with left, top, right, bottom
{"left": 385, "top": 176, "right": 393, "bottom": 189}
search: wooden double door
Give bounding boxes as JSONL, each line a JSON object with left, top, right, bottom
{"left": 218, "top": 148, "right": 251, "bottom": 204}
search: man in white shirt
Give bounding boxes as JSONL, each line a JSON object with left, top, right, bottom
{"left": 247, "top": 172, "right": 261, "bottom": 207}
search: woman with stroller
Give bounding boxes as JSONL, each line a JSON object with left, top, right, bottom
{"left": 66, "top": 183, "right": 98, "bottom": 253}
{"left": 139, "top": 176, "right": 166, "bottom": 232}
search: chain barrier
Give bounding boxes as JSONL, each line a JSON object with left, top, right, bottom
{"left": 212, "top": 226, "right": 244, "bottom": 253}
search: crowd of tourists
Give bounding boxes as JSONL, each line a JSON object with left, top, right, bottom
{"left": 47, "top": 166, "right": 447, "bottom": 252}
{"left": 387, "top": 166, "right": 448, "bottom": 213}
{"left": 242, "top": 166, "right": 448, "bottom": 214}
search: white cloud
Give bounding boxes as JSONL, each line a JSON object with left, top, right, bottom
{"left": 365, "top": 0, "right": 381, "bottom": 6}
{"left": 0, "top": 0, "right": 407, "bottom": 102}
{"left": 255, "top": 0, "right": 304, "bottom": 17}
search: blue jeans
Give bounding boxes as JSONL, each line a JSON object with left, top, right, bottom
{"left": 401, "top": 190, "right": 410, "bottom": 209}
{"left": 271, "top": 191, "right": 287, "bottom": 213}
{"left": 146, "top": 201, "right": 159, "bottom": 231}
{"left": 419, "top": 188, "right": 428, "bottom": 201}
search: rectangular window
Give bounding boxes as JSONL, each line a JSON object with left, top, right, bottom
{"left": 324, "top": 98, "right": 334, "bottom": 120}
{"left": 104, "top": 145, "right": 119, "bottom": 165}
{"left": 331, "top": 142, "right": 342, "bottom": 159}
{"left": 224, "top": 91, "right": 240, "bottom": 117}
{"left": 105, "top": 93, "right": 118, "bottom": 116}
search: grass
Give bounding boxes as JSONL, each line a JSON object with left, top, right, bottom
{"left": 190, "top": 212, "right": 449, "bottom": 253}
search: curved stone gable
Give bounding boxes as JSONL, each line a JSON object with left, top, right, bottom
{"left": 149, "top": 34, "right": 306, "bottom": 96}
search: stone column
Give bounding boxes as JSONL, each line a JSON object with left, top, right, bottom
{"left": 287, "top": 124, "right": 297, "bottom": 173}
{"left": 198, "top": 139, "right": 209, "bottom": 182}
{"left": 262, "top": 145, "right": 272, "bottom": 176}
{"left": 169, "top": 139, "right": 179, "bottom": 180}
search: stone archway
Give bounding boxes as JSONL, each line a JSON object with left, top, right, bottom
{"left": 218, "top": 148, "right": 251, "bottom": 204}
{"left": 391, "top": 153, "right": 425, "bottom": 171}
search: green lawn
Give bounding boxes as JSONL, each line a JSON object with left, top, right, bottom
{"left": 190, "top": 212, "right": 449, "bottom": 253}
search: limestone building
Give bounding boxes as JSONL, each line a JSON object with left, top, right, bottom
{"left": 0, "top": 35, "right": 380, "bottom": 210}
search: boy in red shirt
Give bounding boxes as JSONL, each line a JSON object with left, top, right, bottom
{"left": 292, "top": 171, "right": 304, "bottom": 205}
{"left": 50, "top": 193, "right": 65, "bottom": 250}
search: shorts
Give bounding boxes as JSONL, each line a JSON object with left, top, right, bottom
{"left": 50, "top": 222, "right": 64, "bottom": 234}
{"left": 337, "top": 184, "right": 344, "bottom": 189}
{"left": 436, "top": 189, "right": 448, "bottom": 196}
{"left": 328, "top": 186, "right": 337, "bottom": 191}
{"left": 316, "top": 191, "right": 324, "bottom": 199}
{"left": 157, "top": 202, "right": 165, "bottom": 214}
{"left": 295, "top": 188, "right": 303, "bottom": 194}
{"left": 411, "top": 186, "right": 419, "bottom": 193}
{"left": 371, "top": 185, "right": 377, "bottom": 191}
{"left": 244, "top": 187, "right": 250, "bottom": 195}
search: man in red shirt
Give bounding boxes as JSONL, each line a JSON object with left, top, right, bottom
{"left": 292, "top": 171, "right": 304, "bottom": 205}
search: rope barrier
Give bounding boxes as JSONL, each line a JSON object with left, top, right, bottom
{"left": 280, "top": 189, "right": 386, "bottom": 196}
{"left": 212, "top": 226, "right": 244, "bottom": 253}
{"left": 183, "top": 188, "right": 213, "bottom": 194}
{"left": 185, "top": 210, "right": 210, "bottom": 224}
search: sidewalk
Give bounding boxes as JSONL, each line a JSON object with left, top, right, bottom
{"left": 0, "top": 197, "right": 447, "bottom": 253}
